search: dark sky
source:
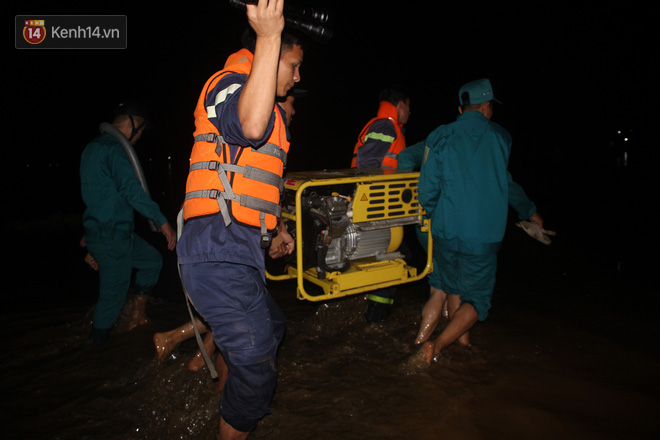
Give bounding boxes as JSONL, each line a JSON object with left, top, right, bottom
{"left": 9, "top": 1, "right": 657, "bottom": 254}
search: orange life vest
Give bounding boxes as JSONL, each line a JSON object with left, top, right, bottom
{"left": 183, "top": 49, "right": 290, "bottom": 245}
{"left": 351, "top": 101, "right": 406, "bottom": 169}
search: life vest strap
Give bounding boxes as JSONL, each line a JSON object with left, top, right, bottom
{"left": 184, "top": 190, "right": 281, "bottom": 226}
{"left": 241, "top": 165, "right": 284, "bottom": 191}
{"left": 188, "top": 161, "right": 284, "bottom": 192}
{"left": 194, "top": 133, "right": 226, "bottom": 145}
{"left": 257, "top": 142, "right": 288, "bottom": 166}
{"left": 186, "top": 132, "right": 286, "bottom": 245}
{"left": 195, "top": 133, "right": 287, "bottom": 167}
{"left": 239, "top": 193, "right": 281, "bottom": 218}
{"left": 192, "top": 161, "right": 237, "bottom": 227}
{"left": 184, "top": 189, "right": 233, "bottom": 226}
{"left": 259, "top": 212, "right": 269, "bottom": 249}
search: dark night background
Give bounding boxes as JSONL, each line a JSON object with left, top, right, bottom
{"left": 5, "top": 5, "right": 660, "bottom": 439}
{"left": 7, "top": 1, "right": 658, "bottom": 284}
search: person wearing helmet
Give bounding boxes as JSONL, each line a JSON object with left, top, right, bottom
{"left": 80, "top": 100, "right": 176, "bottom": 344}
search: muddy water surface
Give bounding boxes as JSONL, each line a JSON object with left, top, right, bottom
{"left": 3, "top": 221, "right": 659, "bottom": 440}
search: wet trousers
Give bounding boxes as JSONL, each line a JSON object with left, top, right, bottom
{"left": 86, "top": 232, "right": 162, "bottom": 331}
{"left": 416, "top": 227, "right": 497, "bottom": 321}
{"left": 180, "top": 261, "right": 285, "bottom": 433}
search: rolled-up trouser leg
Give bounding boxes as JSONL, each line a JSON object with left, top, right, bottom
{"left": 180, "top": 261, "right": 285, "bottom": 433}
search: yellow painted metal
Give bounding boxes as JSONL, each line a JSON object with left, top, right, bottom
{"left": 265, "top": 169, "right": 433, "bottom": 302}
{"left": 350, "top": 175, "right": 423, "bottom": 223}
{"left": 387, "top": 226, "right": 404, "bottom": 253}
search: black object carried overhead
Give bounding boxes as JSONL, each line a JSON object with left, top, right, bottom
{"left": 228, "top": 0, "right": 333, "bottom": 42}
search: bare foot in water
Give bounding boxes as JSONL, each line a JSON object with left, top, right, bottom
{"left": 127, "top": 316, "right": 150, "bottom": 330}
{"left": 187, "top": 351, "right": 206, "bottom": 371}
{"left": 414, "top": 288, "right": 448, "bottom": 345}
{"left": 188, "top": 332, "right": 216, "bottom": 371}
{"left": 127, "top": 296, "right": 150, "bottom": 330}
{"left": 153, "top": 319, "right": 208, "bottom": 364}
{"left": 403, "top": 344, "right": 436, "bottom": 374}
{"left": 153, "top": 332, "right": 176, "bottom": 363}
{"left": 421, "top": 341, "right": 436, "bottom": 367}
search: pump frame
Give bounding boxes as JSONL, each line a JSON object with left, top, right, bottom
{"left": 265, "top": 169, "right": 433, "bottom": 302}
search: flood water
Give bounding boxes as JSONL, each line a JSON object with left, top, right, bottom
{"left": 3, "top": 215, "right": 659, "bottom": 440}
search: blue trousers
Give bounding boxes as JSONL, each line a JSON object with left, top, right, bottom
{"left": 180, "top": 261, "right": 285, "bottom": 433}
{"left": 86, "top": 232, "right": 162, "bottom": 330}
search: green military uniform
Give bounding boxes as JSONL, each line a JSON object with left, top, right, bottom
{"left": 80, "top": 132, "right": 167, "bottom": 341}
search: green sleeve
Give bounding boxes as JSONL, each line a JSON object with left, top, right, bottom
{"left": 397, "top": 141, "right": 426, "bottom": 171}
{"left": 110, "top": 147, "right": 168, "bottom": 226}
{"left": 418, "top": 144, "right": 442, "bottom": 217}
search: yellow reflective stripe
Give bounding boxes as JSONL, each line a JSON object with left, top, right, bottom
{"left": 364, "top": 132, "right": 396, "bottom": 144}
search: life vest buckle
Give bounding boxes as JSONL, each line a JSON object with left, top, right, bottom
{"left": 207, "top": 161, "right": 221, "bottom": 171}
{"left": 196, "top": 133, "right": 219, "bottom": 144}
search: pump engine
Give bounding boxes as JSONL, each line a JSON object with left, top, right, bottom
{"left": 266, "top": 169, "right": 432, "bottom": 302}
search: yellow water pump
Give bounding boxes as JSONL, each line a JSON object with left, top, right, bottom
{"left": 266, "top": 168, "right": 432, "bottom": 301}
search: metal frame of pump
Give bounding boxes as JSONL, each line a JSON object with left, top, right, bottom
{"left": 266, "top": 170, "right": 433, "bottom": 302}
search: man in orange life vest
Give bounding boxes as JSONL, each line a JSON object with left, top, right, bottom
{"left": 152, "top": 90, "right": 304, "bottom": 374}
{"left": 176, "top": 1, "right": 300, "bottom": 438}
{"left": 351, "top": 86, "right": 411, "bottom": 169}
{"left": 351, "top": 86, "right": 412, "bottom": 322}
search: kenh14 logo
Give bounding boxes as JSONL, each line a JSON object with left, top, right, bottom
{"left": 23, "top": 20, "right": 46, "bottom": 44}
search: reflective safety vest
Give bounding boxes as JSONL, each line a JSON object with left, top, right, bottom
{"left": 183, "top": 49, "right": 290, "bottom": 246}
{"left": 351, "top": 101, "right": 406, "bottom": 170}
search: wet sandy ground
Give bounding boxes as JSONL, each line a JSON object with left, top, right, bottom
{"left": 2, "top": 217, "right": 659, "bottom": 440}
